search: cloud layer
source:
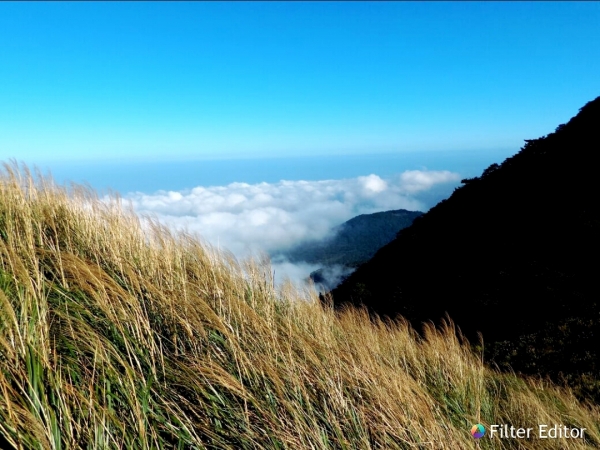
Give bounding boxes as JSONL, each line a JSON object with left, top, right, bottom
{"left": 123, "top": 171, "right": 460, "bottom": 264}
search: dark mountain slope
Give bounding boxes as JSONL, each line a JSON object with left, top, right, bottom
{"left": 331, "top": 97, "right": 600, "bottom": 393}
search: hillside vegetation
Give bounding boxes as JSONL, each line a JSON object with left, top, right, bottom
{"left": 0, "top": 164, "right": 599, "bottom": 449}
{"left": 332, "top": 96, "right": 600, "bottom": 399}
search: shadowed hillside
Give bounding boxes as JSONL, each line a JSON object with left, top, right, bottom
{"left": 331, "top": 97, "right": 600, "bottom": 399}
{"left": 0, "top": 164, "right": 599, "bottom": 448}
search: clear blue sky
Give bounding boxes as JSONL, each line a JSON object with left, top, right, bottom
{"left": 1, "top": 2, "right": 599, "bottom": 167}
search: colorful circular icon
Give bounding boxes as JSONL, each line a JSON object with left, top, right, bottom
{"left": 471, "top": 424, "right": 485, "bottom": 439}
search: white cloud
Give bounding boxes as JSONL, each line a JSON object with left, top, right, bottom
{"left": 270, "top": 259, "right": 322, "bottom": 288}
{"left": 359, "top": 174, "right": 387, "bottom": 193}
{"left": 399, "top": 170, "right": 459, "bottom": 193}
{"left": 121, "top": 170, "right": 460, "bottom": 285}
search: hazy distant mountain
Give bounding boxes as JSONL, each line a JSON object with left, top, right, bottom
{"left": 281, "top": 209, "right": 422, "bottom": 288}
{"left": 331, "top": 96, "right": 600, "bottom": 399}
{"left": 285, "top": 209, "right": 423, "bottom": 267}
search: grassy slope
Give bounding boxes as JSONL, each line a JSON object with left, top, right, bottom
{"left": 0, "top": 163, "right": 598, "bottom": 449}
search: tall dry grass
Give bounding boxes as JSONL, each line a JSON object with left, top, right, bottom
{"left": 0, "top": 162, "right": 598, "bottom": 449}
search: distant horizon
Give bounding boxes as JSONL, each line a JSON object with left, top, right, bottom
{"left": 27, "top": 147, "right": 512, "bottom": 195}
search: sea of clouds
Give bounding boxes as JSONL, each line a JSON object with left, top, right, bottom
{"left": 122, "top": 170, "right": 460, "bottom": 286}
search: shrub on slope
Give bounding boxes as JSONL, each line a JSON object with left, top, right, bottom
{"left": 0, "top": 164, "right": 598, "bottom": 449}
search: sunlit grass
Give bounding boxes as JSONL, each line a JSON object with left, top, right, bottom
{"left": 0, "top": 162, "right": 598, "bottom": 449}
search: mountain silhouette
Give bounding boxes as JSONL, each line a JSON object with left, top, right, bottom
{"left": 331, "top": 96, "right": 600, "bottom": 397}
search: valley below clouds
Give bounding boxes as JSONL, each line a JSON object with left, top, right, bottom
{"left": 123, "top": 170, "right": 460, "bottom": 286}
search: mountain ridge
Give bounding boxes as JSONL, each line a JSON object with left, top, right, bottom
{"left": 331, "top": 96, "right": 600, "bottom": 397}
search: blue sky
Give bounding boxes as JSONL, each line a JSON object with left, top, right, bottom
{"left": 1, "top": 2, "right": 598, "bottom": 168}
{"left": 2, "top": 2, "right": 599, "bottom": 281}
